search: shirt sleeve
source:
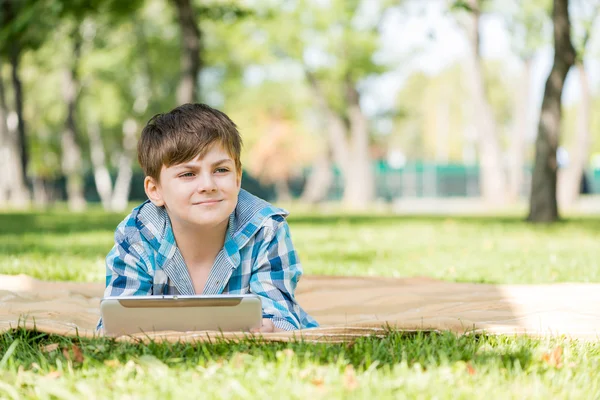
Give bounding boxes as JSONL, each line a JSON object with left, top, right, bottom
{"left": 96, "top": 227, "right": 153, "bottom": 331}
{"left": 249, "top": 219, "right": 305, "bottom": 331}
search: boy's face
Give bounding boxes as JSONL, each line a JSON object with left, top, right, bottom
{"left": 144, "top": 142, "right": 242, "bottom": 230}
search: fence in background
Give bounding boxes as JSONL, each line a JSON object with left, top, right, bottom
{"left": 319, "top": 162, "right": 598, "bottom": 202}
{"left": 36, "top": 162, "right": 600, "bottom": 204}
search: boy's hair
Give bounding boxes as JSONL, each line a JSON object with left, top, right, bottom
{"left": 138, "top": 103, "right": 243, "bottom": 181}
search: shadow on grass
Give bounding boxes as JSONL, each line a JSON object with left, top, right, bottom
{"left": 0, "top": 328, "right": 535, "bottom": 372}
{"left": 289, "top": 213, "right": 600, "bottom": 230}
{"left": 1, "top": 209, "right": 599, "bottom": 235}
{"left": 0, "top": 240, "right": 111, "bottom": 258}
{"left": 0, "top": 212, "right": 125, "bottom": 235}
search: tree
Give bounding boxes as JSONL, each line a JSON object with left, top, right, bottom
{"left": 60, "top": 24, "right": 86, "bottom": 211}
{"left": 259, "top": 0, "right": 390, "bottom": 209}
{"left": 452, "top": 0, "right": 508, "bottom": 204}
{"left": 0, "top": 0, "right": 145, "bottom": 209}
{"left": 76, "top": 0, "right": 172, "bottom": 211}
{"left": 501, "top": 0, "right": 552, "bottom": 201}
{"left": 168, "top": 1, "right": 251, "bottom": 106}
{"left": 0, "top": 0, "right": 44, "bottom": 206}
{"left": 170, "top": 0, "right": 201, "bottom": 104}
{"left": 0, "top": 58, "right": 29, "bottom": 207}
{"left": 527, "top": 0, "right": 576, "bottom": 222}
{"left": 557, "top": 1, "right": 600, "bottom": 208}
{"left": 53, "top": 0, "right": 144, "bottom": 211}
{"left": 392, "top": 64, "right": 478, "bottom": 164}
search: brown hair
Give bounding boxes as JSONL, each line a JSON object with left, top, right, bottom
{"left": 137, "top": 103, "right": 242, "bottom": 181}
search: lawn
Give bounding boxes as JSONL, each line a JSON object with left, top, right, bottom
{"left": 1, "top": 208, "right": 600, "bottom": 399}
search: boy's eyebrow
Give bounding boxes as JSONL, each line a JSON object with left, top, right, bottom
{"left": 174, "top": 158, "right": 233, "bottom": 170}
{"left": 211, "top": 158, "right": 234, "bottom": 166}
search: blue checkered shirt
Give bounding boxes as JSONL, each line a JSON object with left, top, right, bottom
{"left": 97, "top": 189, "right": 319, "bottom": 331}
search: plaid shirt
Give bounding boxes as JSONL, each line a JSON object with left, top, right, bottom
{"left": 97, "top": 189, "right": 319, "bottom": 332}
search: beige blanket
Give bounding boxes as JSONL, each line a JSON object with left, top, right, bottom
{"left": 2, "top": 274, "right": 599, "bottom": 343}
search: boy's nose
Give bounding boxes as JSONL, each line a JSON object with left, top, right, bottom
{"left": 196, "top": 173, "right": 217, "bottom": 192}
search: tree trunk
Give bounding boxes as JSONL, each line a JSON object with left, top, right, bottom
{"left": 305, "top": 71, "right": 350, "bottom": 176}
{"left": 0, "top": 65, "right": 9, "bottom": 206}
{"left": 2, "top": 0, "right": 29, "bottom": 191}
{"left": 171, "top": 0, "right": 201, "bottom": 104}
{"left": 88, "top": 119, "right": 136, "bottom": 212}
{"left": 464, "top": 0, "right": 507, "bottom": 204}
{"left": 110, "top": 153, "right": 134, "bottom": 212}
{"left": 0, "top": 71, "right": 9, "bottom": 206}
{"left": 9, "top": 43, "right": 30, "bottom": 193}
{"left": 32, "top": 177, "right": 51, "bottom": 208}
{"left": 343, "top": 80, "right": 374, "bottom": 209}
{"left": 557, "top": 62, "right": 591, "bottom": 208}
{"left": 305, "top": 69, "right": 373, "bottom": 209}
{"left": 300, "top": 149, "right": 333, "bottom": 204}
{"left": 88, "top": 120, "right": 113, "bottom": 210}
{"left": 508, "top": 58, "right": 533, "bottom": 202}
{"left": 304, "top": 70, "right": 350, "bottom": 203}
{"left": 274, "top": 179, "right": 292, "bottom": 202}
{"left": 110, "top": 120, "right": 137, "bottom": 212}
{"left": 528, "top": 0, "right": 575, "bottom": 222}
{"left": 61, "top": 31, "right": 86, "bottom": 212}
{"left": 0, "top": 59, "right": 29, "bottom": 208}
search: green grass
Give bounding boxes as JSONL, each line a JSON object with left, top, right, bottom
{"left": 1, "top": 208, "right": 600, "bottom": 398}
{"left": 2, "top": 329, "right": 600, "bottom": 399}
{"left": 1, "top": 210, "right": 599, "bottom": 284}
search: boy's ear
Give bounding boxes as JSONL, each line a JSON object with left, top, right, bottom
{"left": 144, "top": 176, "right": 165, "bottom": 207}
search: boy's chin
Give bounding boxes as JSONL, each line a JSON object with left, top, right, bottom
{"left": 187, "top": 215, "right": 226, "bottom": 226}
{"left": 186, "top": 210, "right": 232, "bottom": 227}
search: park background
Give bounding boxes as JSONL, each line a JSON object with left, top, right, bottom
{"left": 0, "top": 0, "right": 599, "bottom": 218}
{"left": 1, "top": 0, "right": 600, "bottom": 398}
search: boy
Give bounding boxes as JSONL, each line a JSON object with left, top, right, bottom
{"left": 97, "top": 103, "right": 318, "bottom": 333}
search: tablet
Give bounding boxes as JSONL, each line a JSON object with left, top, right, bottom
{"left": 100, "top": 294, "right": 263, "bottom": 337}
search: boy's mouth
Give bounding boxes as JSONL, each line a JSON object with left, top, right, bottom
{"left": 193, "top": 199, "right": 223, "bottom": 205}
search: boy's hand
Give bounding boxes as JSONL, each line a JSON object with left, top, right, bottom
{"left": 251, "top": 318, "right": 285, "bottom": 333}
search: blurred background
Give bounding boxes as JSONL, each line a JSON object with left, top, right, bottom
{"left": 0, "top": 0, "right": 598, "bottom": 218}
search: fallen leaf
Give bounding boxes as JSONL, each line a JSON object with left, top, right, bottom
{"left": 41, "top": 343, "right": 59, "bottom": 353}
{"left": 542, "top": 346, "right": 563, "bottom": 368}
{"left": 311, "top": 377, "right": 324, "bottom": 387}
{"left": 62, "top": 345, "right": 85, "bottom": 363}
{"left": 466, "top": 363, "right": 476, "bottom": 376}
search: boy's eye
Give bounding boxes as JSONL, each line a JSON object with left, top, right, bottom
{"left": 215, "top": 168, "right": 229, "bottom": 173}
{"left": 179, "top": 172, "right": 195, "bottom": 178}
